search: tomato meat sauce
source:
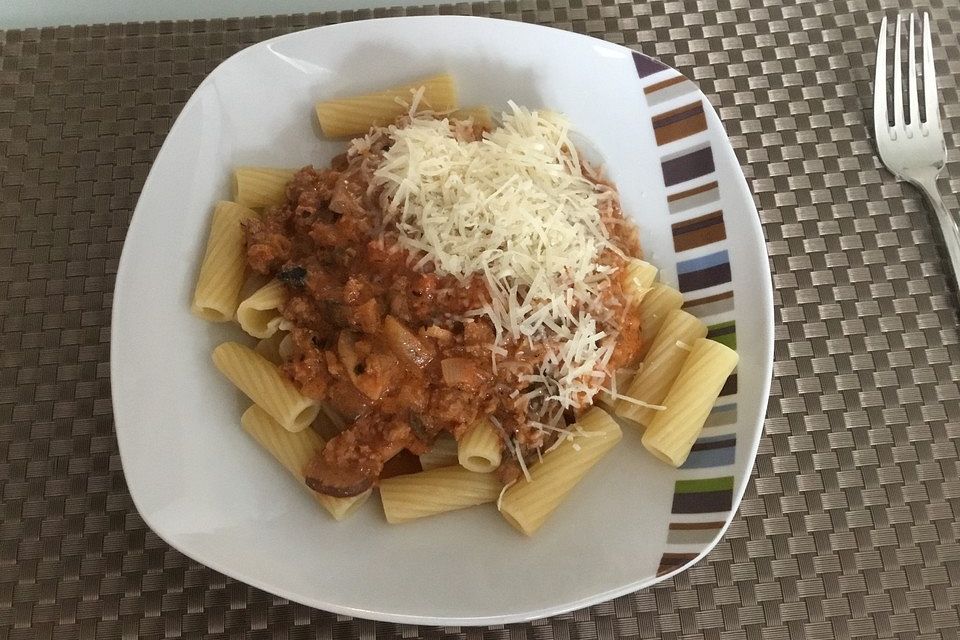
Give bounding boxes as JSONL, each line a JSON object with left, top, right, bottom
{"left": 244, "top": 141, "right": 641, "bottom": 497}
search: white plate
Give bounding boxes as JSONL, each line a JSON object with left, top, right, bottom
{"left": 112, "top": 16, "right": 773, "bottom": 625}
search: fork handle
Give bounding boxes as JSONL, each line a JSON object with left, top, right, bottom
{"left": 915, "top": 174, "right": 960, "bottom": 296}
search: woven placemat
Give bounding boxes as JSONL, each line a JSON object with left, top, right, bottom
{"left": 2, "top": 0, "right": 960, "bottom": 637}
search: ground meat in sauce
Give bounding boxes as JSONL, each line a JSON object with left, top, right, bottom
{"left": 244, "top": 132, "right": 643, "bottom": 496}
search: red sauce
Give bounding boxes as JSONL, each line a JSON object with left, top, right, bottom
{"left": 245, "top": 144, "right": 641, "bottom": 495}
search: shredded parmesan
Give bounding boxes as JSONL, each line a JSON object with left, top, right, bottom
{"left": 515, "top": 440, "right": 533, "bottom": 482}
{"left": 367, "top": 103, "right": 623, "bottom": 408}
{"left": 496, "top": 480, "right": 517, "bottom": 511}
{"left": 596, "top": 382, "right": 667, "bottom": 411}
{"left": 544, "top": 437, "right": 566, "bottom": 454}
{"left": 613, "top": 395, "right": 666, "bottom": 411}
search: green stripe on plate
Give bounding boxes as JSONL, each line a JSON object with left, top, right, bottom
{"left": 674, "top": 476, "right": 734, "bottom": 494}
{"left": 710, "top": 332, "right": 736, "bottom": 350}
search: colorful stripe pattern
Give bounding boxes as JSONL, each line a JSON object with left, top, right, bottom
{"left": 666, "top": 521, "right": 725, "bottom": 545}
{"left": 672, "top": 210, "right": 726, "bottom": 252}
{"left": 677, "top": 250, "right": 731, "bottom": 292}
{"left": 661, "top": 144, "right": 715, "bottom": 187}
{"left": 632, "top": 51, "right": 741, "bottom": 579}
{"left": 656, "top": 552, "right": 698, "bottom": 577}
{"left": 652, "top": 101, "right": 707, "bottom": 146}
{"left": 683, "top": 434, "right": 737, "bottom": 469}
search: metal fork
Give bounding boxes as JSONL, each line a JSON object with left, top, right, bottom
{"left": 874, "top": 12, "right": 957, "bottom": 292}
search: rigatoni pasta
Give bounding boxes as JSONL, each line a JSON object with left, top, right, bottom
{"left": 419, "top": 434, "right": 459, "bottom": 471}
{"left": 233, "top": 167, "right": 296, "bottom": 209}
{"left": 254, "top": 332, "right": 286, "bottom": 364}
{"left": 457, "top": 419, "right": 502, "bottom": 473}
{"left": 615, "top": 309, "right": 708, "bottom": 428}
{"left": 635, "top": 283, "right": 684, "bottom": 360}
{"left": 241, "top": 405, "right": 370, "bottom": 519}
{"left": 642, "top": 338, "right": 739, "bottom": 467}
{"left": 499, "top": 408, "right": 622, "bottom": 535}
{"left": 380, "top": 465, "right": 502, "bottom": 524}
{"left": 193, "top": 75, "right": 742, "bottom": 535}
{"left": 278, "top": 333, "right": 295, "bottom": 361}
{"left": 595, "top": 368, "right": 635, "bottom": 410}
{"left": 237, "top": 279, "right": 286, "bottom": 339}
{"left": 450, "top": 106, "right": 494, "bottom": 130}
{"left": 315, "top": 74, "right": 457, "bottom": 137}
{"left": 623, "top": 258, "right": 658, "bottom": 303}
{"left": 191, "top": 201, "right": 258, "bottom": 322}
{"left": 212, "top": 341, "right": 319, "bottom": 432}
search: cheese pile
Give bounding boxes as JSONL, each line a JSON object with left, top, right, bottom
{"left": 369, "top": 103, "right": 621, "bottom": 408}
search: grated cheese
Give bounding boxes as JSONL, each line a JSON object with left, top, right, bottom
{"left": 496, "top": 480, "right": 517, "bottom": 511}
{"left": 516, "top": 442, "right": 533, "bottom": 482}
{"left": 367, "top": 103, "right": 624, "bottom": 409}
{"left": 598, "top": 382, "right": 667, "bottom": 411}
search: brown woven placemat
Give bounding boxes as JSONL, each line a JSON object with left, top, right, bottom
{"left": 2, "top": 0, "right": 960, "bottom": 637}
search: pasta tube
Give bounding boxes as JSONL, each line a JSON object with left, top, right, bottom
{"left": 642, "top": 338, "right": 739, "bottom": 467}
{"left": 457, "top": 419, "right": 502, "bottom": 473}
{"left": 237, "top": 279, "right": 286, "bottom": 339}
{"left": 238, "top": 272, "right": 271, "bottom": 303}
{"left": 379, "top": 465, "right": 502, "bottom": 524}
{"left": 319, "top": 403, "right": 347, "bottom": 432}
{"left": 636, "top": 283, "right": 684, "bottom": 360}
{"left": 278, "top": 333, "right": 295, "bottom": 360}
{"left": 233, "top": 167, "right": 295, "bottom": 209}
{"left": 419, "top": 434, "right": 459, "bottom": 471}
{"left": 212, "top": 341, "right": 319, "bottom": 432}
{"left": 315, "top": 74, "right": 458, "bottom": 138}
{"left": 241, "top": 405, "right": 370, "bottom": 519}
{"left": 500, "top": 407, "right": 622, "bottom": 535}
{"left": 624, "top": 258, "right": 658, "bottom": 303}
{"left": 191, "top": 201, "right": 258, "bottom": 322}
{"left": 449, "top": 106, "right": 494, "bottom": 130}
{"left": 595, "top": 368, "right": 635, "bottom": 410}
{"left": 615, "top": 309, "right": 707, "bottom": 428}
{"left": 254, "top": 331, "right": 286, "bottom": 364}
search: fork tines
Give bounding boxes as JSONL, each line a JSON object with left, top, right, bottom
{"left": 874, "top": 11, "right": 940, "bottom": 138}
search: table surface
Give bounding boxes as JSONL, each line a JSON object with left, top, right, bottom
{"left": 0, "top": 1, "right": 431, "bottom": 31}
{"left": 2, "top": 0, "right": 960, "bottom": 638}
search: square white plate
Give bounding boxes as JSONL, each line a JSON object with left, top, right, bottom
{"left": 111, "top": 15, "right": 773, "bottom": 625}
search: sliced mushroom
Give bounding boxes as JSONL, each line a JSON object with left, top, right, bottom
{"left": 276, "top": 265, "right": 307, "bottom": 288}
{"left": 440, "top": 357, "right": 490, "bottom": 392}
{"left": 408, "top": 413, "right": 436, "bottom": 444}
{"left": 304, "top": 455, "right": 375, "bottom": 498}
{"left": 383, "top": 315, "right": 433, "bottom": 369}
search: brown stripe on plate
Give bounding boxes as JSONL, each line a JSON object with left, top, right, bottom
{"left": 644, "top": 75, "right": 696, "bottom": 107}
{"left": 666, "top": 521, "right": 725, "bottom": 545}
{"left": 656, "top": 552, "right": 698, "bottom": 576}
{"left": 683, "top": 289, "right": 734, "bottom": 318}
{"left": 671, "top": 210, "right": 726, "bottom": 252}
{"left": 644, "top": 75, "right": 687, "bottom": 95}
{"left": 669, "top": 521, "right": 726, "bottom": 530}
{"left": 652, "top": 101, "right": 707, "bottom": 146}
{"left": 667, "top": 180, "right": 720, "bottom": 215}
